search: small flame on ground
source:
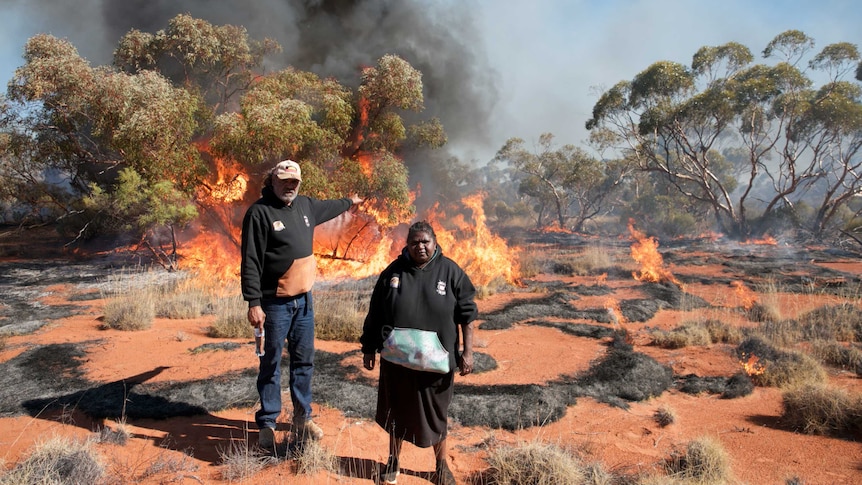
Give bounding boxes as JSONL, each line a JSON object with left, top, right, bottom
{"left": 744, "top": 235, "right": 778, "bottom": 245}
{"left": 628, "top": 220, "right": 681, "bottom": 286}
{"left": 731, "top": 280, "right": 758, "bottom": 310}
{"left": 540, "top": 224, "right": 572, "bottom": 234}
{"left": 595, "top": 273, "right": 608, "bottom": 286}
{"left": 739, "top": 352, "right": 766, "bottom": 376}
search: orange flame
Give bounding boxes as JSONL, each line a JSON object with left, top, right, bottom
{"left": 540, "top": 224, "right": 573, "bottom": 234}
{"left": 424, "top": 193, "right": 522, "bottom": 288}
{"left": 731, "top": 280, "right": 758, "bottom": 310}
{"left": 595, "top": 273, "right": 608, "bottom": 286}
{"left": 745, "top": 235, "right": 778, "bottom": 245}
{"left": 628, "top": 220, "right": 680, "bottom": 285}
{"left": 179, "top": 150, "right": 249, "bottom": 283}
{"left": 740, "top": 352, "right": 766, "bottom": 376}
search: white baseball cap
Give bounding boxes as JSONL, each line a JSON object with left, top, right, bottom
{"left": 273, "top": 160, "right": 302, "bottom": 181}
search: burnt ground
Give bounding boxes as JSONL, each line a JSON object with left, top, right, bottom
{"left": 1, "top": 233, "right": 860, "bottom": 433}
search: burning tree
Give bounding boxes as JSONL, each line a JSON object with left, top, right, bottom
{"left": 586, "top": 30, "right": 862, "bottom": 241}
{"left": 1, "top": 15, "right": 444, "bottom": 272}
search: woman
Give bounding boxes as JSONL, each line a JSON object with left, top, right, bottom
{"left": 361, "top": 221, "right": 478, "bottom": 485}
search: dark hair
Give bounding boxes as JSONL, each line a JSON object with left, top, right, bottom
{"left": 407, "top": 220, "right": 436, "bottom": 241}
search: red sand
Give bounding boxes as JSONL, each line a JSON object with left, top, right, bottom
{"left": 1, "top": 249, "right": 860, "bottom": 484}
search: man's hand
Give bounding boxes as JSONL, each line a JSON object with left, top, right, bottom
{"left": 349, "top": 194, "right": 364, "bottom": 206}
{"left": 247, "top": 305, "right": 265, "bottom": 327}
{"left": 363, "top": 353, "right": 376, "bottom": 371}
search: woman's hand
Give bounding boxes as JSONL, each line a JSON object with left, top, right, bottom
{"left": 458, "top": 350, "right": 474, "bottom": 376}
{"left": 363, "top": 353, "right": 376, "bottom": 370}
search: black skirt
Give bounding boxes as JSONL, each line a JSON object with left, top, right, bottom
{"left": 376, "top": 358, "right": 455, "bottom": 448}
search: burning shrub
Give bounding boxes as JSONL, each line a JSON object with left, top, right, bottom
{"left": 781, "top": 384, "right": 862, "bottom": 437}
{"left": 736, "top": 337, "right": 826, "bottom": 388}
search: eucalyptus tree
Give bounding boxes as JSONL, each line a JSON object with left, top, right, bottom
{"left": 5, "top": 33, "right": 204, "bottom": 256}
{"left": 3, "top": 15, "right": 441, "bottom": 263}
{"left": 587, "top": 30, "right": 862, "bottom": 239}
{"left": 494, "top": 133, "right": 622, "bottom": 232}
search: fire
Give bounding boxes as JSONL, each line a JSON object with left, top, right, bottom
{"left": 425, "top": 193, "right": 522, "bottom": 288}
{"left": 540, "top": 224, "right": 572, "bottom": 234}
{"left": 745, "top": 235, "right": 778, "bottom": 245}
{"left": 739, "top": 352, "right": 766, "bottom": 376}
{"left": 731, "top": 280, "right": 758, "bottom": 310}
{"left": 595, "top": 273, "right": 608, "bottom": 286}
{"left": 171, "top": 141, "right": 521, "bottom": 291}
{"left": 178, "top": 142, "right": 250, "bottom": 283}
{"left": 628, "top": 220, "right": 680, "bottom": 285}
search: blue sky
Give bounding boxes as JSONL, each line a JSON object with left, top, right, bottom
{"left": 1, "top": 0, "right": 860, "bottom": 162}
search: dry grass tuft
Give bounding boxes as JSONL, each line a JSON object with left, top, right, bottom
{"left": 809, "top": 339, "right": 862, "bottom": 374}
{"left": 655, "top": 405, "right": 677, "bottom": 427}
{"left": 218, "top": 438, "right": 275, "bottom": 481}
{"left": 0, "top": 435, "right": 105, "bottom": 485}
{"left": 102, "top": 295, "right": 155, "bottom": 330}
{"left": 314, "top": 286, "right": 367, "bottom": 341}
{"left": 663, "top": 436, "right": 733, "bottom": 484}
{"left": 651, "top": 319, "right": 745, "bottom": 349}
{"left": 293, "top": 439, "right": 338, "bottom": 476}
{"left": 95, "top": 418, "right": 131, "bottom": 445}
{"left": 781, "top": 384, "right": 862, "bottom": 436}
{"left": 483, "top": 440, "right": 589, "bottom": 484}
{"left": 208, "top": 294, "right": 250, "bottom": 338}
{"left": 651, "top": 324, "right": 711, "bottom": 349}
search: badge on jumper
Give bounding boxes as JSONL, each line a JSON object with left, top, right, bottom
{"left": 389, "top": 275, "right": 400, "bottom": 288}
{"left": 436, "top": 280, "right": 447, "bottom": 295}
{"left": 273, "top": 220, "right": 285, "bottom": 231}
{"left": 303, "top": 215, "right": 310, "bottom": 227}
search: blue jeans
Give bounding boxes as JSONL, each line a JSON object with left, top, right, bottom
{"left": 255, "top": 293, "right": 315, "bottom": 429}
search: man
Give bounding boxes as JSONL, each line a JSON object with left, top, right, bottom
{"left": 241, "top": 159, "right": 362, "bottom": 453}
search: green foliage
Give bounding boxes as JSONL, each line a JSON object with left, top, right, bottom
{"left": 494, "top": 133, "right": 621, "bottom": 231}
{"left": 114, "top": 13, "right": 280, "bottom": 110}
{"left": 82, "top": 168, "right": 197, "bottom": 237}
{"left": 587, "top": 30, "right": 862, "bottom": 240}
{"left": 3, "top": 14, "right": 443, "bottom": 251}
{"left": 211, "top": 67, "right": 353, "bottom": 164}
